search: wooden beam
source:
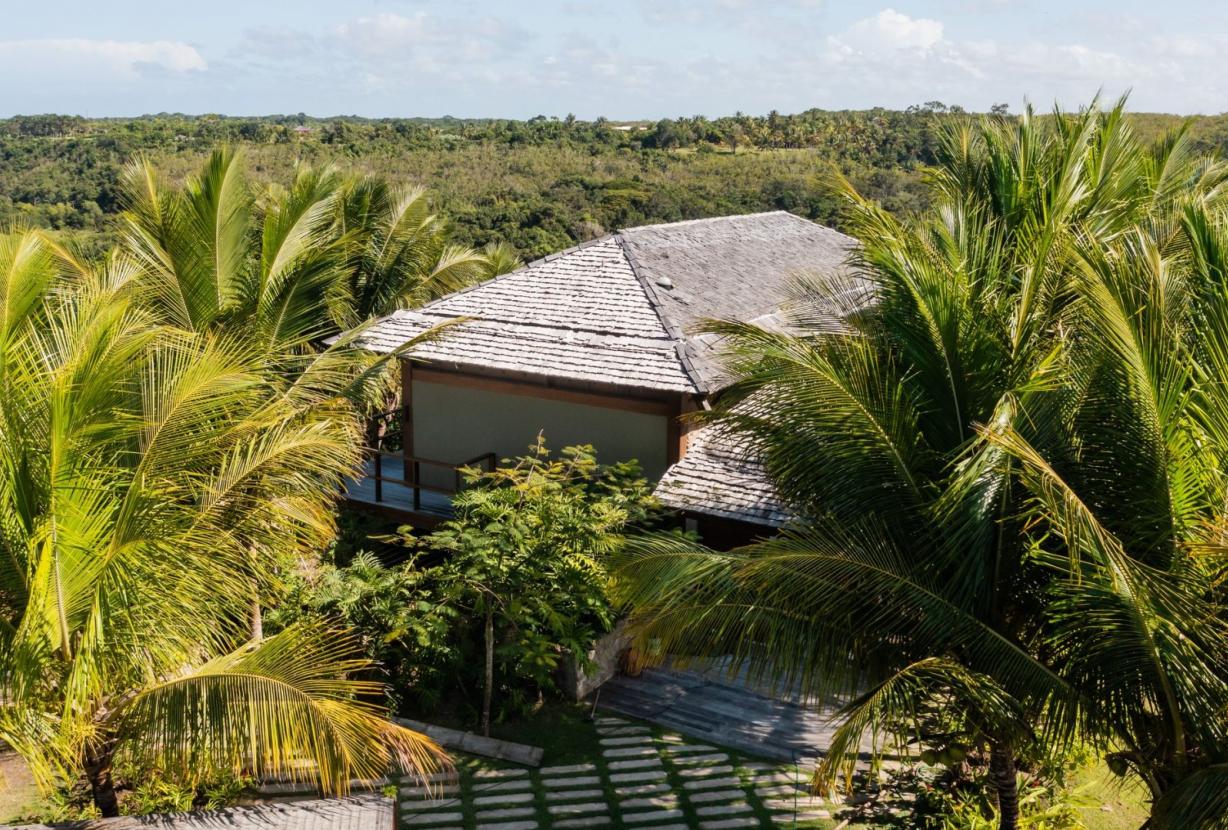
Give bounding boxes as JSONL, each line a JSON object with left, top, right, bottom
{"left": 666, "top": 399, "right": 682, "bottom": 466}
{"left": 401, "top": 359, "right": 414, "bottom": 485}
{"left": 411, "top": 365, "right": 678, "bottom": 417}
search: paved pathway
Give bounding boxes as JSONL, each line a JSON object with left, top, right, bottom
{"left": 397, "top": 716, "right": 832, "bottom": 829}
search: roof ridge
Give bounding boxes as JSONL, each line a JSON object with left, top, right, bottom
{"left": 617, "top": 210, "right": 796, "bottom": 234}
{"left": 615, "top": 234, "right": 706, "bottom": 396}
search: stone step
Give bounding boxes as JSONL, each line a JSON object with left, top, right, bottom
{"left": 402, "top": 812, "right": 464, "bottom": 826}
{"left": 696, "top": 802, "right": 752, "bottom": 817}
{"left": 473, "top": 779, "right": 532, "bottom": 793}
{"left": 700, "top": 818, "right": 761, "bottom": 829}
{"left": 603, "top": 746, "right": 659, "bottom": 759}
{"left": 474, "top": 821, "right": 538, "bottom": 830}
{"left": 683, "top": 776, "right": 743, "bottom": 791}
{"left": 662, "top": 743, "right": 718, "bottom": 754}
{"left": 615, "top": 782, "right": 671, "bottom": 797}
{"left": 687, "top": 789, "right": 746, "bottom": 804}
{"left": 600, "top": 735, "right": 656, "bottom": 747}
{"left": 671, "top": 753, "right": 729, "bottom": 766}
{"left": 608, "top": 758, "right": 664, "bottom": 771}
{"left": 609, "top": 770, "right": 669, "bottom": 784}
{"left": 547, "top": 802, "right": 607, "bottom": 816}
{"left": 677, "top": 764, "right": 735, "bottom": 778}
{"left": 554, "top": 815, "right": 612, "bottom": 828}
{"left": 620, "top": 795, "right": 679, "bottom": 810}
{"left": 622, "top": 808, "right": 685, "bottom": 824}
{"left": 473, "top": 792, "right": 534, "bottom": 806}
{"left": 539, "top": 763, "right": 597, "bottom": 775}
{"left": 543, "top": 788, "right": 604, "bottom": 802}
{"left": 541, "top": 775, "right": 601, "bottom": 788}
{"left": 474, "top": 807, "right": 536, "bottom": 821}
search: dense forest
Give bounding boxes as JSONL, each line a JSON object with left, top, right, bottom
{"left": 4, "top": 105, "right": 1227, "bottom": 259}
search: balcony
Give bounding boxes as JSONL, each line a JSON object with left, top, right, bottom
{"left": 342, "top": 409, "right": 496, "bottom": 523}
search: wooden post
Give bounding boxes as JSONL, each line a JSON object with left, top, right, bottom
{"left": 666, "top": 397, "right": 682, "bottom": 466}
{"left": 401, "top": 359, "right": 415, "bottom": 507}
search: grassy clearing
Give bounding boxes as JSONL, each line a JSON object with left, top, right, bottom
{"left": 0, "top": 752, "right": 43, "bottom": 824}
{"left": 1070, "top": 762, "right": 1150, "bottom": 830}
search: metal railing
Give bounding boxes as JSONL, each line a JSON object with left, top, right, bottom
{"left": 364, "top": 447, "right": 497, "bottom": 512}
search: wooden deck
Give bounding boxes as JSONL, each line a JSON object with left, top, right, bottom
{"left": 343, "top": 454, "right": 456, "bottom": 519}
{"left": 595, "top": 660, "right": 853, "bottom": 763}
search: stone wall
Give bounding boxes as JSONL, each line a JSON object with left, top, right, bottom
{"left": 558, "top": 620, "right": 632, "bottom": 700}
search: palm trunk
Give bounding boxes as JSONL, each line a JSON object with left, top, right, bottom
{"left": 250, "top": 597, "right": 263, "bottom": 640}
{"left": 990, "top": 743, "right": 1019, "bottom": 830}
{"left": 84, "top": 743, "right": 120, "bottom": 818}
{"left": 481, "top": 606, "right": 494, "bottom": 737}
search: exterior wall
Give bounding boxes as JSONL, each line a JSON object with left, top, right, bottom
{"left": 412, "top": 378, "right": 673, "bottom": 485}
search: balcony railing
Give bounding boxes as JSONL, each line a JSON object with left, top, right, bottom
{"left": 360, "top": 447, "right": 497, "bottom": 515}
{"left": 344, "top": 407, "right": 496, "bottom": 518}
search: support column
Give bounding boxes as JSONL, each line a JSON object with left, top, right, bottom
{"left": 401, "top": 358, "right": 415, "bottom": 492}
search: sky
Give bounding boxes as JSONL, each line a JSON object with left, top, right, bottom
{"left": 3, "top": 1, "right": 1226, "bottom": 119}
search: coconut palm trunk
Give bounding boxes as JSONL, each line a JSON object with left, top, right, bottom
{"left": 84, "top": 741, "right": 120, "bottom": 818}
{"left": 989, "top": 744, "right": 1019, "bottom": 830}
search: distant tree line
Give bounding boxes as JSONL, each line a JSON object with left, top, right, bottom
{"left": 2, "top": 104, "right": 1223, "bottom": 260}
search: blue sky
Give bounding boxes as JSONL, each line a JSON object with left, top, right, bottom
{"left": 3, "top": 1, "right": 1226, "bottom": 117}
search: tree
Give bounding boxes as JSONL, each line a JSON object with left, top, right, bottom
{"left": 424, "top": 441, "right": 656, "bottom": 735}
{"left": 117, "top": 148, "right": 500, "bottom": 636}
{"left": 612, "top": 98, "right": 1228, "bottom": 830}
{"left": 983, "top": 207, "right": 1228, "bottom": 828}
{"left": 0, "top": 232, "right": 444, "bottom": 816}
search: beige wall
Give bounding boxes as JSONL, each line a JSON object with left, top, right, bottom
{"left": 411, "top": 379, "right": 672, "bottom": 486}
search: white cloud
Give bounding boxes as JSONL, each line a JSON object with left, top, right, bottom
{"left": 836, "top": 9, "right": 945, "bottom": 53}
{"left": 333, "top": 12, "right": 527, "bottom": 63}
{"left": 0, "top": 38, "right": 205, "bottom": 77}
{"left": 808, "top": 8, "right": 1228, "bottom": 113}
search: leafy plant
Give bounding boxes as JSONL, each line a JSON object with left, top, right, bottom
{"left": 423, "top": 439, "right": 659, "bottom": 735}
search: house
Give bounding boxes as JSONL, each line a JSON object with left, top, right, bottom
{"left": 344, "top": 211, "right": 859, "bottom": 543}
{"left": 5, "top": 795, "right": 394, "bottom": 830}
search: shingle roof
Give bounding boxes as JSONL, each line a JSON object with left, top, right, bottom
{"left": 351, "top": 212, "right": 859, "bottom": 395}
{"left": 654, "top": 426, "right": 794, "bottom": 527}
{"left": 5, "top": 796, "right": 393, "bottom": 830}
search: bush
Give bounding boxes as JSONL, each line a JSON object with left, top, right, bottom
{"left": 270, "top": 441, "right": 667, "bottom": 731}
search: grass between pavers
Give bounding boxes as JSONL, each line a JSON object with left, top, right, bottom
{"left": 397, "top": 702, "right": 845, "bottom": 829}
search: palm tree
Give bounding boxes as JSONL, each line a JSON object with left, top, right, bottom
{"left": 0, "top": 231, "right": 445, "bottom": 816}
{"left": 117, "top": 149, "right": 507, "bottom": 635}
{"left": 331, "top": 177, "right": 512, "bottom": 329}
{"left": 981, "top": 209, "right": 1228, "bottom": 827}
{"left": 120, "top": 147, "right": 500, "bottom": 353}
{"left": 612, "top": 99, "right": 1228, "bottom": 830}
